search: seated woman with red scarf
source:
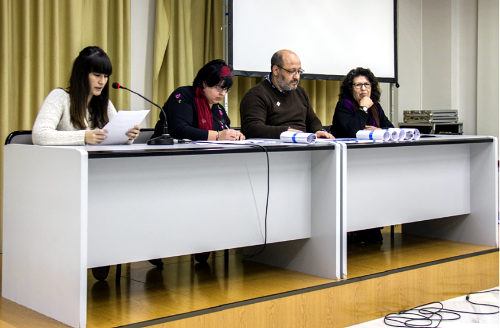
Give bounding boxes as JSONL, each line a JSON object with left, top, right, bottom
{"left": 152, "top": 59, "right": 245, "bottom": 141}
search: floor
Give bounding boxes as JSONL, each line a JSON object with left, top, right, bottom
{"left": 346, "top": 287, "right": 499, "bottom": 327}
{"left": 0, "top": 226, "right": 498, "bottom": 327}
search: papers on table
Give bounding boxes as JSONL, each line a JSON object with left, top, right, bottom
{"left": 356, "top": 128, "right": 421, "bottom": 141}
{"left": 189, "top": 128, "right": 423, "bottom": 147}
{"left": 192, "top": 139, "right": 276, "bottom": 144}
{"left": 315, "top": 138, "right": 382, "bottom": 144}
{"left": 356, "top": 129, "right": 391, "bottom": 141}
{"left": 404, "top": 128, "right": 421, "bottom": 140}
{"left": 98, "top": 110, "right": 149, "bottom": 145}
{"left": 280, "top": 131, "right": 317, "bottom": 144}
{"left": 388, "top": 128, "right": 421, "bottom": 141}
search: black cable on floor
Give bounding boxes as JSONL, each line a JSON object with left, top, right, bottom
{"left": 383, "top": 289, "right": 499, "bottom": 327}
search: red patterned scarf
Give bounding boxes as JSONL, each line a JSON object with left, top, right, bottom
{"left": 195, "top": 86, "right": 213, "bottom": 130}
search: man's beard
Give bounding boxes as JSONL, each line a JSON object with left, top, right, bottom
{"left": 277, "top": 71, "right": 298, "bottom": 92}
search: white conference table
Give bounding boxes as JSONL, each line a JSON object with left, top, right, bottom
{"left": 2, "top": 135, "right": 498, "bottom": 327}
{"left": 2, "top": 141, "right": 342, "bottom": 328}
{"left": 339, "top": 134, "right": 499, "bottom": 276}
{"left": 245, "top": 135, "right": 499, "bottom": 278}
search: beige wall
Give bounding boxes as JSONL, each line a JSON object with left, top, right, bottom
{"left": 130, "top": 0, "right": 156, "bottom": 127}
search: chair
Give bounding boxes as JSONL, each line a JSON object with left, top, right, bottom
{"left": 5, "top": 128, "right": 155, "bottom": 146}
{"left": 4, "top": 130, "right": 34, "bottom": 145}
{"left": 134, "top": 128, "right": 155, "bottom": 144}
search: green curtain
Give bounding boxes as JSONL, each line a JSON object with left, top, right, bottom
{"left": 0, "top": 0, "right": 131, "bottom": 250}
{"left": 153, "top": 0, "right": 223, "bottom": 122}
{"left": 152, "top": 0, "right": 341, "bottom": 129}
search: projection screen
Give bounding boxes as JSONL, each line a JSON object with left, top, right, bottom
{"left": 228, "top": 0, "right": 397, "bottom": 83}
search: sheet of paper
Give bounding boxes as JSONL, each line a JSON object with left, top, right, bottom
{"left": 98, "top": 110, "right": 149, "bottom": 145}
{"left": 314, "top": 138, "right": 337, "bottom": 143}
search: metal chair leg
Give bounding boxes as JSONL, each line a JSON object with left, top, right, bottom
{"left": 115, "top": 264, "right": 122, "bottom": 284}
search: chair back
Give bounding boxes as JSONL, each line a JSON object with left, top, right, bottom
{"left": 5, "top": 130, "right": 33, "bottom": 145}
{"left": 134, "top": 128, "right": 155, "bottom": 144}
{"left": 5, "top": 129, "right": 156, "bottom": 145}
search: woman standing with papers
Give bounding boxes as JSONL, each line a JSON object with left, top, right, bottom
{"left": 152, "top": 59, "right": 245, "bottom": 141}
{"left": 331, "top": 67, "right": 393, "bottom": 138}
{"left": 32, "top": 46, "right": 140, "bottom": 145}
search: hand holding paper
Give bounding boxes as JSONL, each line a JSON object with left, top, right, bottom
{"left": 98, "top": 110, "right": 149, "bottom": 145}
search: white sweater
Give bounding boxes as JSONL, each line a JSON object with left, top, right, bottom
{"left": 32, "top": 88, "right": 118, "bottom": 146}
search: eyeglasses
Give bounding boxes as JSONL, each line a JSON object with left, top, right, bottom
{"left": 277, "top": 65, "right": 305, "bottom": 76}
{"left": 214, "top": 86, "right": 230, "bottom": 93}
{"left": 353, "top": 83, "right": 371, "bottom": 89}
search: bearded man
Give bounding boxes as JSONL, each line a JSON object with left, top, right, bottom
{"left": 240, "top": 49, "right": 334, "bottom": 139}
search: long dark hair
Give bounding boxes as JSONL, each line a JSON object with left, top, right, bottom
{"left": 193, "top": 59, "right": 233, "bottom": 89}
{"left": 69, "top": 46, "right": 113, "bottom": 130}
{"left": 339, "top": 67, "right": 381, "bottom": 103}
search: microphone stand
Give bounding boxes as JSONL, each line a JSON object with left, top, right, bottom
{"left": 146, "top": 111, "right": 175, "bottom": 145}
{"left": 112, "top": 83, "right": 174, "bottom": 145}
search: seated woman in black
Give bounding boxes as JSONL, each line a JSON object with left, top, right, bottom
{"left": 332, "top": 67, "right": 393, "bottom": 244}
{"left": 152, "top": 59, "right": 245, "bottom": 141}
{"left": 331, "top": 67, "right": 393, "bottom": 138}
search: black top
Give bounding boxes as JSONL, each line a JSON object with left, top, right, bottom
{"left": 153, "top": 86, "right": 231, "bottom": 140}
{"left": 331, "top": 98, "right": 394, "bottom": 138}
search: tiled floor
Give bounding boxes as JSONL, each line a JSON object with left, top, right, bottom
{"left": 347, "top": 288, "right": 499, "bottom": 327}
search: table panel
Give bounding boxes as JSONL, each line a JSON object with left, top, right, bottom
{"left": 403, "top": 140, "right": 499, "bottom": 247}
{"left": 345, "top": 144, "right": 471, "bottom": 231}
{"left": 245, "top": 147, "right": 342, "bottom": 280}
{"left": 87, "top": 151, "right": 312, "bottom": 267}
{"left": 3, "top": 145, "right": 88, "bottom": 328}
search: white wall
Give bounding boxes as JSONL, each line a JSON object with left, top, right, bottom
{"left": 396, "top": 0, "right": 422, "bottom": 121}
{"left": 477, "top": 0, "right": 499, "bottom": 140}
{"left": 421, "top": 0, "right": 453, "bottom": 110}
{"left": 396, "top": 0, "right": 480, "bottom": 135}
{"left": 130, "top": 0, "right": 156, "bottom": 127}
{"left": 457, "top": 0, "right": 479, "bottom": 134}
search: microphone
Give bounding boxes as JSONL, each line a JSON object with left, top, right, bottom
{"left": 112, "top": 82, "right": 174, "bottom": 145}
